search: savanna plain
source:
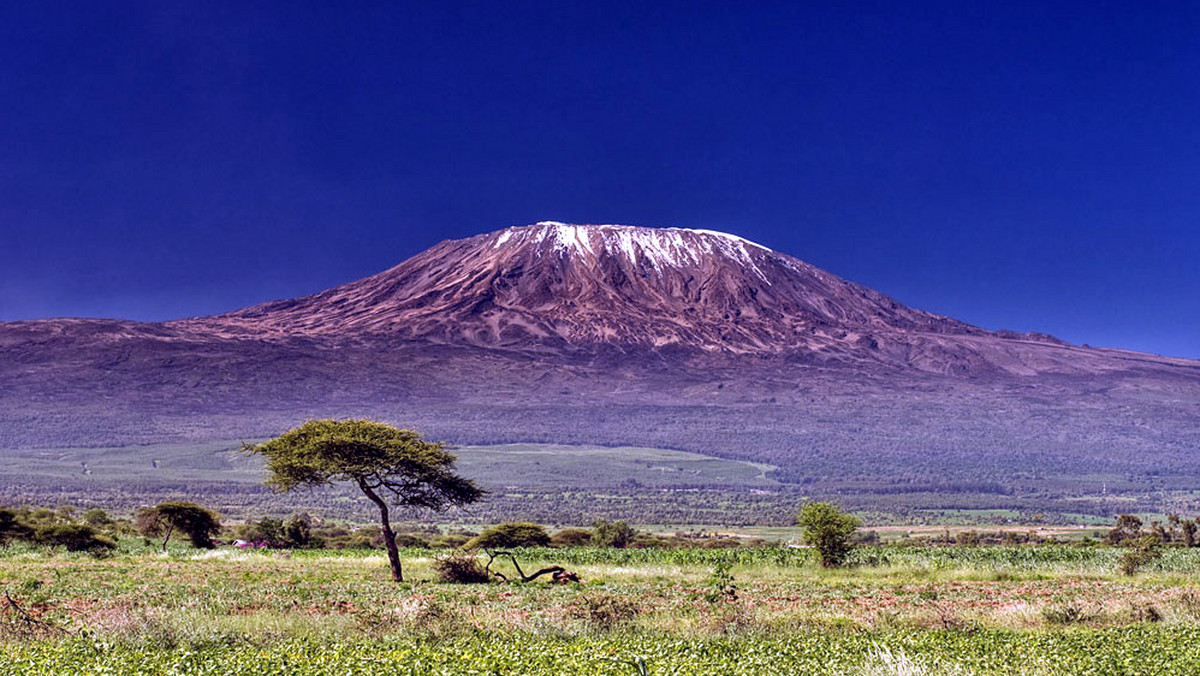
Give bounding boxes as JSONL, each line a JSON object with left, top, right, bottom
{"left": 4, "top": 541, "right": 1200, "bottom": 675}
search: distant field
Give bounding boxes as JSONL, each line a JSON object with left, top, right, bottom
{"left": 0, "top": 441, "right": 777, "bottom": 488}
{"left": 0, "top": 441, "right": 798, "bottom": 524}
{"left": 456, "top": 443, "right": 777, "bottom": 488}
{"left": 8, "top": 439, "right": 1200, "bottom": 533}
{"left": 0, "top": 438, "right": 1194, "bottom": 526}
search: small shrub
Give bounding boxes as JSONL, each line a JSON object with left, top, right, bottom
{"left": 703, "top": 562, "right": 738, "bottom": 603}
{"left": 570, "top": 594, "right": 640, "bottom": 630}
{"left": 433, "top": 552, "right": 491, "bottom": 584}
{"left": 796, "top": 502, "right": 859, "bottom": 567}
{"left": 1117, "top": 536, "right": 1162, "bottom": 576}
{"left": 551, "top": 528, "right": 593, "bottom": 548}
{"left": 591, "top": 519, "right": 637, "bottom": 549}
{"left": 283, "top": 514, "right": 315, "bottom": 548}
{"left": 1042, "top": 604, "right": 1088, "bottom": 625}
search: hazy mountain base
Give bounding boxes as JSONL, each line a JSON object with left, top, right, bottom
{"left": 1, "top": 340, "right": 1198, "bottom": 522}
{"left": 4, "top": 222, "right": 1200, "bottom": 525}
{"left": 0, "top": 442, "right": 803, "bottom": 525}
{"left": 0, "top": 438, "right": 1189, "bottom": 526}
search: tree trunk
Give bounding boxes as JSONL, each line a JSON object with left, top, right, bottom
{"left": 161, "top": 523, "right": 174, "bottom": 552}
{"left": 359, "top": 481, "right": 403, "bottom": 582}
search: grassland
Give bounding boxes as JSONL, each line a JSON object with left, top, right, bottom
{"left": 4, "top": 544, "right": 1200, "bottom": 674}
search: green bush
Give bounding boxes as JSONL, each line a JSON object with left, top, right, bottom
{"left": 465, "top": 522, "right": 551, "bottom": 549}
{"left": 551, "top": 528, "right": 592, "bottom": 547}
{"left": 35, "top": 524, "right": 116, "bottom": 554}
{"left": 703, "top": 562, "right": 738, "bottom": 603}
{"left": 394, "top": 533, "right": 431, "bottom": 548}
{"left": 135, "top": 501, "right": 221, "bottom": 550}
{"left": 431, "top": 533, "right": 471, "bottom": 549}
{"left": 591, "top": 519, "right": 637, "bottom": 548}
{"left": 0, "top": 508, "right": 34, "bottom": 545}
{"left": 1118, "top": 536, "right": 1162, "bottom": 576}
{"left": 797, "top": 502, "right": 859, "bottom": 567}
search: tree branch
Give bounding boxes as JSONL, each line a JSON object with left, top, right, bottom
{"left": 484, "top": 550, "right": 579, "bottom": 583}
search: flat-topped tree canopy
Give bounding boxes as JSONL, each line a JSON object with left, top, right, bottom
{"left": 245, "top": 419, "right": 483, "bottom": 582}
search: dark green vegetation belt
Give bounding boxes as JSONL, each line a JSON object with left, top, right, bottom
{"left": 3, "top": 628, "right": 1199, "bottom": 676}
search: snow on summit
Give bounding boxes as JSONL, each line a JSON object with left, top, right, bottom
{"left": 495, "top": 222, "right": 771, "bottom": 273}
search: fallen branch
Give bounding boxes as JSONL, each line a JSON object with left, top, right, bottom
{"left": 3, "top": 590, "right": 67, "bottom": 636}
{"left": 484, "top": 549, "right": 580, "bottom": 583}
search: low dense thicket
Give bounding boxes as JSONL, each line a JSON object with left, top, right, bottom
{"left": 3, "top": 501, "right": 1198, "bottom": 576}
{"left": 0, "top": 506, "right": 116, "bottom": 554}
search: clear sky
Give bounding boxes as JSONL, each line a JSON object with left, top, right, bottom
{"left": 2, "top": 2, "right": 1197, "bottom": 358}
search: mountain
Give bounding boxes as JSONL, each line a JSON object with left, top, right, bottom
{"left": 165, "top": 222, "right": 1174, "bottom": 377}
{"left": 181, "top": 222, "right": 981, "bottom": 350}
{"left": 2, "top": 222, "right": 1199, "bottom": 519}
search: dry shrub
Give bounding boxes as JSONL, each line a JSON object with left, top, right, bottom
{"left": 359, "top": 596, "right": 464, "bottom": 638}
{"left": 569, "top": 594, "right": 640, "bottom": 631}
{"left": 1176, "top": 591, "right": 1200, "bottom": 620}
{"left": 858, "top": 647, "right": 972, "bottom": 676}
{"left": 1129, "top": 602, "right": 1163, "bottom": 623}
{"left": 1041, "top": 604, "right": 1090, "bottom": 625}
{"left": 433, "top": 552, "right": 491, "bottom": 584}
{"left": 83, "top": 606, "right": 180, "bottom": 648}
{"left": 700, "top": 603, "right": 757, "bottom": 635}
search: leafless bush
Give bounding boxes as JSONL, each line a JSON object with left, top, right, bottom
{"left": 433, "top": 552, "right": 491, "bottom": 584}
{"left": 569, "top": 594, "right": 640, "bottom": 630}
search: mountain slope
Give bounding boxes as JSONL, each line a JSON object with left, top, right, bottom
{"left": 0, "top": 222, "right": 1198, "bottom": 516}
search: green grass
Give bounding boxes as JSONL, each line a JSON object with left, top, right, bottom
{"left": 5, "top": 628, "right": 1200, "bottom": 675}
{"left": 4, "top": 545, "right": 1200, "bottom": 673}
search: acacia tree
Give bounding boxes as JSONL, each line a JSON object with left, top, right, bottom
{"left": 244, "top": 419, "right": 483, "bottom": 582}
{"left": 135, "top": 501, "right": 222, "bottom": 551}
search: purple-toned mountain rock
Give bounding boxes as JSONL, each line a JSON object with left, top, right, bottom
{"left": 1, "top": 223, "right": 1197, "bottom": 480}
{"left": 150, "top": 222, "right": 1188, "bottom": 378}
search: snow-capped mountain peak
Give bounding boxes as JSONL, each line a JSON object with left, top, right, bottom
{"left": 182, "top": 221, "right": 994, "bottom": 356}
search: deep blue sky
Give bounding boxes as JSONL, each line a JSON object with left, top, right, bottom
{"left": 2, "top": 2, "right": 1197, "bottom": 358}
